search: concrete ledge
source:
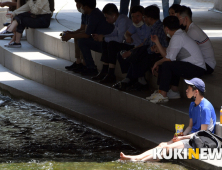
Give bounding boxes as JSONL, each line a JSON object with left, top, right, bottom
{"left": 0, "top": 40, "right": 195, "bottom": 132}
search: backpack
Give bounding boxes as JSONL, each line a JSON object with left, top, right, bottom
{"left": 189, "top": 130, "right": 222, "bottom": 150}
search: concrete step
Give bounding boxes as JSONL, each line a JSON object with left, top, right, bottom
{"left": 26, "top": 19, "right": 222, "bottom": 110}
{"left": 0, "top": 39, "right": 220, "bottom": 133}
{"left": 0, "top": 64, "right": 221, "bottom": 170}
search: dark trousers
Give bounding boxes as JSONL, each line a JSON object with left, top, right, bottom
{"left": 158, "top": 61, "right": 205, "bottom": 92}
{"left": 205, "top": 63, "right": 214, "bottom": 74}
{"left": 14, "top": 12, "right": 51, "bottom": 33}
{"left": 127, "top": 51, "right": 162, "bottom": 79}
{"left": 101, "top": 41, "right": 134, "bottom": 64}
{"left": 78, "top": 37, "right": 103, "bottom": 69}
{"left": 120, "top": 0, "right": 140, "bottom": 18}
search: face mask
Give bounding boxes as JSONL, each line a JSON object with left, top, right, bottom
{"left": 133, "top": 21, "right": 144, "bottom": 28}
{"left": 180, "top": 24, "right": 186, "bottom": 30}
{"left": 79, "top": 7, "right": 84, "bottom": 14}
{"left": 77, "top": 7, "right": 81, "bottom": 12}
{"left": 190, "top": 96, "right": 196, "bottom": 102}
{"left": 167, "top": 32, "right": 171, "bottom": 38}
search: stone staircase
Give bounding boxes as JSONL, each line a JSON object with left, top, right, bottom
{"left": 0, "top": 14, "right": 221, "bottom": 170}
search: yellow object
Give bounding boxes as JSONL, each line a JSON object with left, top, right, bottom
{"left": 174, "top": 124, "right": 184, "bottom": 137}
{"left": 220, "top": 106, "right": 222, "bottom": 124}
{"left": 189, "top": 148, "right": 199, "bottom": 159}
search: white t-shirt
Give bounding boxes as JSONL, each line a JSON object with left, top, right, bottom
{"left": 166, "top": 29, "right": 206, "bottom": 70}
{"left": 187, "top": 23, "right": 216, "bottom": 69}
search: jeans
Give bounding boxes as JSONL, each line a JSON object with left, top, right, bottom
{"left": 120, "top": 0, "right": 140, "bottom": 18}
{"left": 14, "top": 12, "right": 51, "bottom": 33}
{"left": 158, "top": 61, "right": 205, "bottom": 92}
{"left": 78, "top": 37, "right": 103, "bottom": 69}
{"left": 162, "top": 0, "right": 181, "bottom": 18}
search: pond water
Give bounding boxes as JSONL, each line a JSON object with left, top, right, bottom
{"left": 0, "top": 94, "right": 192, "bottom": 170}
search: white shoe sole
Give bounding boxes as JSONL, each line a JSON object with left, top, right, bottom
{"left": 6, "top": 45, "right": 21, "bottom": 48}
{"left": 150, "top": 99, "right": 169, "bottom": 104}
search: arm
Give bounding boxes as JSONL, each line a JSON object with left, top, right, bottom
{"left": 201, "top": 124, "right": 208, "bottom": 131}
{"left": 151, "top": 35, "right": 167, "bottom": 57}
{"left": 17, "top": 0, "right": 21, "bottom": 9}
{"left": 12, "top": 2, "right": 30, "bottom": 16}
{"left": 124, "top": 31, "right": 133, "bottom": 44}
{"left": 61, "top": 32, "right": 90, "bottom": 42}
{"left": 183, "top": 118, "right": 193, "bottom": 136}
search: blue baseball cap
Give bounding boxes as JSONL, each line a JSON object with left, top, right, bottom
{"left": 184, "top": 78, "right": 205, "bottom": 92}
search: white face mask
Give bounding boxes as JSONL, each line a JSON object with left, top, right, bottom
{"left": 79, "top": 6, "right": 85, "bottom": 14}
{"left": 167, "top": 33, "right": 171, "bottom": 38}
{"left": 133, "top": 21, "right": 144, "bottom": 28}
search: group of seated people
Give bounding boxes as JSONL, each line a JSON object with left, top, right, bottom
{"left": 63, "top": 0, "right": 216, "bottom": 104}
{"left": 0, "top": 0, "right": 216, "bottom": 104}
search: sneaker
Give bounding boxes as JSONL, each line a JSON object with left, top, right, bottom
{"left": 150, "top": 93, "right": 169, "bottom": 103}
{"left": 0, "top": 31, "right": 14, "bottom": 37}
{"left": 146, "top": 90, "right": 159, "bottom": 100}
{"left": 167, "top": 89, "right": 181, "bottom": 99}
{"left": 5, "top": 42, "right": 21, "bottom": 48}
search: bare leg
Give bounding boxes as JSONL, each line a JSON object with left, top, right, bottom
{"left": 7, "top": 20, "right": 18, "bottom": 32}
{"left": 142, "top": 140, "right": 184, "bottom": 162}
{"left": 109, "top": 63, "right": 115, "bottom": 69}
{"left": 15, "top": 32, "right": 22, "bottom": 43}
{"left": 120, "top": 140, "right": 173, "bottom": 161}
{"left": 76, "top": 58, "right": 81, "bottom": 64}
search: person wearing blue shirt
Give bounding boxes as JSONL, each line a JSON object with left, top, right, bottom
{"left": 119, "top": 78, "right": 217, "bottom": 162}
{"left": 91, "top": 3, "right": 135, "bottom": 84}
{"left": 61, "top": 0, "right": 114, "bottom": 76}
{"left": 113, "top": 5, "right": 168, "bottom": 91}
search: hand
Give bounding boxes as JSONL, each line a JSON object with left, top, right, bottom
{"left": 151, "top": 45, "right": 159, "bottom": 53}
{"left": 63, "top": 30, "right": 74, "bottom": 34}
{"left": 152, "top": 62, "right": 159, "bottom": 75}
{"left": 172, "top": 136, "right": 184, "bottom": 142}
{"left": 125, "top": 37, "right": 133, "bottom": 44}
{"left": 92, "top": 34, "right": 104, "bottom": 42}
{"left": 122, "top": 51, "right": 132, "bottom": 59}
{"left": 61, "top": 33, "right": 72, "bottom": 42}
{"left": 151, "top": 35, "right": 159, "bottom": 44}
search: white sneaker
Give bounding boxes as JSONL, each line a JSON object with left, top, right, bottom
{"left": 4, "top": 42, "right": 21, "bottom": 48}
{"left": 150, "top": 93, "right": 169, "bottom": 103}
{"left": 146, "top": 90, "right": 159, "bottom": 100}
{"left": 0, "top": 31, "right": 14, "bottom": 37}
{"left": 167, "top": 89, "right": 181, "bottom": 99}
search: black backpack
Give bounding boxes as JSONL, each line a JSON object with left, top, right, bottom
{"left": 189, "top": 130, "right": 222, "bottom": 150}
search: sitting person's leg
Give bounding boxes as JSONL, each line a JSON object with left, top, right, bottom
{"left": 99, "top": 41, "right": 134, "bottom": 84}
{"left": 65, "top": 38, "right": 85, "bottom": 71}
{"left": 92, "top": 41, "right": 110, "bottom": 80}
{"left": 149, "top": 61, "right": 205, "bottom": 103}
{"left": 78, "top": 37, "right": 103, "bottom": 75}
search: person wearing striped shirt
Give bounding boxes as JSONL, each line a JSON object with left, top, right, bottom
{"left": 177, "top": 6, "right": 216, "bottom": 74}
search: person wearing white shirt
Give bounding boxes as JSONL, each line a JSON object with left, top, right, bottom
{"left": 147, "top": 16, "right": 206, "bottom": 103}
{"left": 177, "top": 6, "right": 216, "bottom": 74}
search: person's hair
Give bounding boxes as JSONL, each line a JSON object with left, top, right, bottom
{"left": 102, "top": 3, "right": 118, "bottom": 15}
{"left": 144, "top": 5, "right": 160, "bottom": 20}
{"left": 130, "top": 5, "right": 144, "bottom": 15}
{"left": 178, "top": 5, "right": 192, "bottom": 19}
{"left": 75, "top": 0, "right": 96, "bottom": 9}
{"left": 190, "top": 85, "right": 205, "bottom": 97}
{"left": 169, "top": 4, "right": 181, "bottom": 13}
{"left": 163, "top": 16, "right": 180, "bottom": 30}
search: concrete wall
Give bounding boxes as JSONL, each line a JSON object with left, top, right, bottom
{"left": 214, "top": 0, "right": 222, "bottom": 11}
